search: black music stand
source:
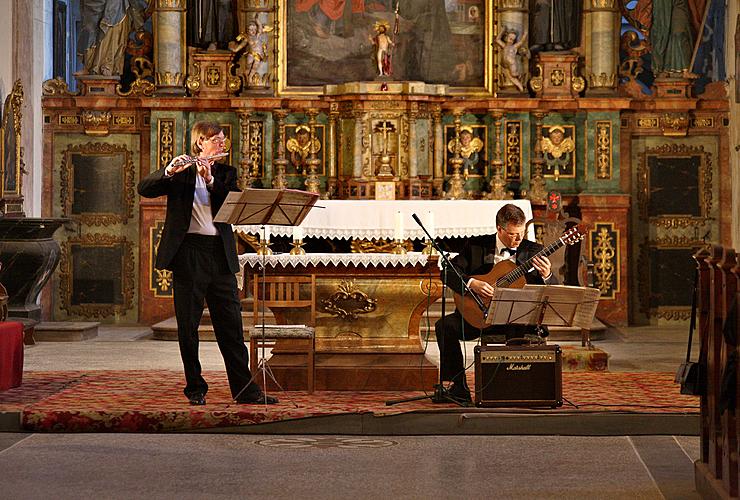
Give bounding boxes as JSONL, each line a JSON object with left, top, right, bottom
{"left": 385, "top": 213, "right": 487, "bottom": 407}
{"left": 215, "top": 188, "right": 320, "bottom": 404}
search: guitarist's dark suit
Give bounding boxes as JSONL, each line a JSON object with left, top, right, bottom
{"left": 138, "top": 162, "right": 261, "bottom": 401}
{"left": 435, "top": 234, "right": 559, "bottom": 387}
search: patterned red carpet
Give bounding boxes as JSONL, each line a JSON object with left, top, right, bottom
{"left": 0, "top": 370, "right": 698, "bottom": 432}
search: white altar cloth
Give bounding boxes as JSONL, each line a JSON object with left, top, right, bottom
{"left": 234, "top": 199, "right": 533, "bottom": 240}
{"left": 239, "top": 252, "right": 430, "bottom": 269}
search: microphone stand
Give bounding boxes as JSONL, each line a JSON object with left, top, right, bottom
{"left": 386, "top": 213, "right": 487, "bottom": 407}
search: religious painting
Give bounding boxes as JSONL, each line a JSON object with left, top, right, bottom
{"left": 284, "top": 124, "right": 326, "bottom": 176}
{"left": 281, "top": 0, "right": 492, "bottom": 94}
{"left": 2, "top": 86, "right": 21, "bottom": 196}
{"left": 444, "top": 124, "right": 487, "bottom": 177}
{"left": 540, "top": 125, "right": 576, "bottom": 179}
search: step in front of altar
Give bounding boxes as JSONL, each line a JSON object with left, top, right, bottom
{"left": 260, "top": 352, "right": 438, "bottom": 392}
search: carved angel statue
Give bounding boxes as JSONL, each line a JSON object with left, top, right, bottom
{"left": 230, "top": 15, "right": 273, "bottom": 87}
{"left": 447, "top": 127, "right": 484, "bottom": 175}
{"left": 286, "top": 125, "right": 321, "bottom": 175}
{"left": 496, "top": 28, "right": 529, "bottom": 92}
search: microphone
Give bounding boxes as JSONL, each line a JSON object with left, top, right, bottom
{"left": 411, "top": 213, "right": 422, "bottom": 226}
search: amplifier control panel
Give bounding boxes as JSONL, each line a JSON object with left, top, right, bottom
{"left": 480, "top": 351, "right": 556, "bottom": 364}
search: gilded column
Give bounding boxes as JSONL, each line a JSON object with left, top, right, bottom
{"left": 153, "top": 0, "right": 187, "bottom": 95}
{"left": 586, "top": 0, "right": 618, "bottom": 95}
{"left": 327, "top": 103, "right": 339, "bottom": 196}
{"left": 272, "top": 109, "right": 288, "bottom": 190}
{"left": 238, "top": 110, "right": 252, "bottom": 189}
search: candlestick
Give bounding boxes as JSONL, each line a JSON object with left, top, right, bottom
{"left": 394, "top": 211, "right": 404, "bottom": 241}
{"left": 426, "top": 211, "right": 435, "bottom": 240}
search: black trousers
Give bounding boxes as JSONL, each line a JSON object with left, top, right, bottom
{"left": 171, "top": 234, "right": 260, "bottom": 399}
{"left": 434, "top": 309, "right": 543, "bottom": 386}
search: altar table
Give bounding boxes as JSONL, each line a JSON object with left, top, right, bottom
{"left": 241, "top": 253, "right": 442, "bottom": 391}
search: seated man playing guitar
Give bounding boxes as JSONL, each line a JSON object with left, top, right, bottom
{"left": 435, "top": 203, "right": 559, "bottom": 404}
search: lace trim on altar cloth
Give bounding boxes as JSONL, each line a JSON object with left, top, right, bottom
{"left": 238, "top": 252, "right": 430, "bottom": 269}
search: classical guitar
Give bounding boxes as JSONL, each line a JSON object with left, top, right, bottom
{"left": 453, "top": 225, "right": 585, "bottom": 329}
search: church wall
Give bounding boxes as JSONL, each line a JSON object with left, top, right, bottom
{"left": 0, "top": 0, "right": 13, "bottom": 98}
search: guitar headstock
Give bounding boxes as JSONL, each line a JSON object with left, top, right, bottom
{"left": 561, "top": 225, "right": 586, "bottom": 246}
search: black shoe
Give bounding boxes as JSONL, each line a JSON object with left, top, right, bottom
{"left": 188, "top": 393, "right": 206, "bottom": 406}
{"left": 447, "top": 383, "right": 472, "bottom": 404}
{"left": 236, "top": 391, "right": 279, "bottom": 405}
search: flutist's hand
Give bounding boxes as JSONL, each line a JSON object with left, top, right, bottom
{"left": 164, "top": 155, "right": 191, "bottom": 177}
{"left": 195, "top": 157, "right": 213, "bottom": 184}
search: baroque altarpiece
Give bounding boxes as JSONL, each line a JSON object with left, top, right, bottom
{"left": 39, "top": 0, "right": 731, "bottom": 328}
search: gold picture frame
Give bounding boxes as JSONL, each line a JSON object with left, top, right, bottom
{"left": 277, "top": 1, "right": 494, "bottom": 96}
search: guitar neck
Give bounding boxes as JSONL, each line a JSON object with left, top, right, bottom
{"left": 497, "top": 238, "right": 565, "bottom": 286}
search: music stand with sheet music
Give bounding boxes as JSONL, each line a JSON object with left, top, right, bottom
{"left": 215, "top": 188, "right": 320, "bottom": 404}
{"left": 484, "top": 284, "right": 601, "bottom": 335}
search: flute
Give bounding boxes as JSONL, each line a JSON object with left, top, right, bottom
{"left": 169, "top": 152, "right": 229, "bottom": 168}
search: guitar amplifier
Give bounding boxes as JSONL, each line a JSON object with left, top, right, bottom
{"left": 474, "top": 344, "right": 563, "bottom": 408}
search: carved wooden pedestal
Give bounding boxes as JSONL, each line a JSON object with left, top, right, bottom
{"left": 185, "top": 50, "right": 241, "bottom": 98}
{"left": 530, "top": 52, "right": 585, "bottom": 98}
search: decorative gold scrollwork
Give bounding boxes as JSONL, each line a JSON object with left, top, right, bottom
{"left": 350, "top": 239, "right": 413, "bottom": 253}
{"left": 321, "top": 280, "right": 377, "bottom": 320}
{"left": 591, "top": 224, "right": 617, "bottom": 298}
{"left": 595, "top": 121, "right": 612, "bottom": 179}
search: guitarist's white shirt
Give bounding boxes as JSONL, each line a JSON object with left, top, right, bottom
{"left": 493, "top": 236, "right": 517, "bottom": 265}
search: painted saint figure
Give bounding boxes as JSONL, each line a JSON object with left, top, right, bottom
{"left": 496, "top": 29, "right": 529, "bottom": 92}
{"left": 370, "top": 21, "right": 395, "bottom": 76}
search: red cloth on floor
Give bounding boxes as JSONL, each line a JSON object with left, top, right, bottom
{"left": 0, "top": 321, "right": 23, "bottom": 390}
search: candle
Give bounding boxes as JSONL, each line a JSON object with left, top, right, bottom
{"left": 427, "top": 211, "right": 435, "bottom": 240}
{"left": 394, "top": 211, "right": 404, "bottom": 241}
{"left": 262, "top": 225, "right": 270, "bottom": 242}
{"left": 293, "top": 226, "right": 303, "bottom": 242}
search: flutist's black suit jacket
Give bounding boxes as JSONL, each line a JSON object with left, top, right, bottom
{"left": 137, "top": 162, "right": 240, "bottom": 274}
{"left": 444, "top": 235, "right": 556, "bottom": 294}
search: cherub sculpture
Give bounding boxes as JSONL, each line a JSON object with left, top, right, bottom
{"left": 496, "top": 28, "right": 529, "bottom": 93}
{"left": 447, "top": 127, "right": 484, "bottom": 175}
{"left": 286, "top": 125, "right": 321, "bottom": 175}
{"left": 230, "top": 16, "right": 272, "bottom": 87}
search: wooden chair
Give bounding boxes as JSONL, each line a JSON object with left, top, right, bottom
{"left": 248, "top": 274, "right": 316, "bottom": 393}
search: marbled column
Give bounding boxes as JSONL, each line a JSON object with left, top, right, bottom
{"left": 408, "top": 104, "right": 418, "bottom": 179}
{"left": 433, "top": 105, "right": 443, "bottom": 179}
{"left": 353, "top": 111, "right": 364, "bottom": 179}
{"left": 327, "top": 104, "right": 339, "bottom": 194}
{"left": 587, "top": 0, "right": 618, "bottom": 95}
{"left": 154, "top": 0, "right": 187, "bottom": 95}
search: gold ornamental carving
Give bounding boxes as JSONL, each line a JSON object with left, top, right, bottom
{"left": 690, "top": 117, "right": 714, "bottom": 128}
{"left": 185, "top": 62, "right": 201, "bottom": 93}
{"left": 156, "top": 0, "right": 186, "bottom": 9}
{"left": 636, "top": 117, "right": 659, "bottom": 128}
{"left": 81, "top": 110, "right": 112, "bottom": 136}
{"left": 592, "top": 0, "right": 616, "bottom": 7}
{"left": 157, "top": 118, "right": 175, "bottom": 171}
{"left": 58, "top": 233, "right": 136, "bottom": 319}
{"left": 156, "top": 71, "right": 185, "bottom": 87}
{"left": 504, "top": 120, "right": 522, "bottom": 180}
{"left": 588, "top": 72, "right": 616, "bottom": 88}
{"left": 59, "top": 115, "right": 81, "bottom": 126}
{"left": 571, "top": 63, "right": 585, "bottom": 93}
{"left": 117, "top": 57, "right": 155, "bottom": 97}
{"left": 150, "top": 221, "right": 172, "bottom": 297}
{"left": 595, "top": 121, "right": 612, "bottom": 179}
{"left": 529, "top": 64, "right": 543, "bottom": 93}
{"left": 42, "top": 77, "right": 80, "bottom": 96}
{"left": 591, "top": 224, "right": 618, "bottom": 298}
{"left": 320, "top": 280, "right": 377, "bottom": 320}
{"left": 350, "top": 239, "right": 413, "bottom": 254}
{"left": 659, "top": 112, "right": 689, "bottom": 136}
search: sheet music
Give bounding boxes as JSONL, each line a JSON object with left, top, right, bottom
{"left": 523, "top": 284, "right": 601, "bottom": 329}
{"left": 214, "top": 189, "right": 319, "bottom": 225}
{"left": 485, "top": 287, "right": 545, "bottom": 326}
